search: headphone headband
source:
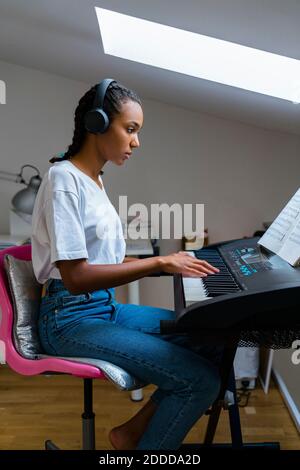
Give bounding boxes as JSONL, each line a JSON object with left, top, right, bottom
{"left": 84, "top": 78, "right": 116, "bottom": 134}
{"left": 93, "top": 78, "right": 116, "bottom": 110}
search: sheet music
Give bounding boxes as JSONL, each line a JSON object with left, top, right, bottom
{"left": 258, "top": 188, "right": 300, "bottom": 266}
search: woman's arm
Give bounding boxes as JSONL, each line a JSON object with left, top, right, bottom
{"left": 56, "top": 257, "right": 163, "bottom": 294}
{"left": 56, "top": 252, "right": 219, "bottom": 295}
{"left": 122, "top": 256, "right": 138, "bottom": 263}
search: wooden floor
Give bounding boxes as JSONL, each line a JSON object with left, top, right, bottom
{"left": 0, "top": 365, "right": 299, "bottom": 450}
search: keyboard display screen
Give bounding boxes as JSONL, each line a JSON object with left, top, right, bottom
{"left": 230, "top": 247, "right": 273, "bottom": 277}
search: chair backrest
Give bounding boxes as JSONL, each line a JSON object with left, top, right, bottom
{"left": 0, "top": 244, "right": 32, "bottom": 361}
{"left": 4, "top": 251, "right": 43, "bottom": 359}
{"left": 0, "top": 245, "right": 104, "bottom": 378}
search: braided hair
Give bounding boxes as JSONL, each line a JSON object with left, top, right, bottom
{"left": 49, "top": 81, "right": 142, "bottom": 172}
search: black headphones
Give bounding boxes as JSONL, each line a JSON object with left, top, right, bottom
{"left": 84, "top": 78, "right": 116, "bottom": 134}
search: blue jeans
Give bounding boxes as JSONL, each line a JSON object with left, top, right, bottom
{"left": 38, "top": 279, "right": 221, "bottom": 450}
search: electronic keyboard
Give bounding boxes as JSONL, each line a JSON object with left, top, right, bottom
{"left": 161, "top": 237, "right": 300, "bottom": 335}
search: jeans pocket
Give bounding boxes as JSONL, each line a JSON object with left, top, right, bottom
{"left": 53, "top": 293, "right": 92, "bottom": 330}
{"left": 61, "top": 293, "right": 91, "bottom": 307}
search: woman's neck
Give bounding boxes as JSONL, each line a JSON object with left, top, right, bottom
{"left": 70, "top": 142, "right": 106, "bottom": 179}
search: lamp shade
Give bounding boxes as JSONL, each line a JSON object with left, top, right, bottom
{"left": 11, "top": 175, "right": 42, "bottom": 215}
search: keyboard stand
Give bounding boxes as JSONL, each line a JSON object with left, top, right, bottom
{"left": 202, "top": 337, "right": 278, "bottom": 449}
{"left": 160, "top": 324, "right": 281, "bottom": 450}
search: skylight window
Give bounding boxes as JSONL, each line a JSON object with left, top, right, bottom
{"left": 95, "top": 7, "right": 300, "bottom": 103}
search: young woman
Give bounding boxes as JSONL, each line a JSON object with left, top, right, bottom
{"left": 31, "top": 79, "right": 221, "bottom": 450}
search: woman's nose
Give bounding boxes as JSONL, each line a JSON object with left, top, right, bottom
{"left": 132, "top": 134, "right": 140, "bottom": 148}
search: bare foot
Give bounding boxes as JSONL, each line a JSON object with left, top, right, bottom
{"left": 108, "top": 399, "right": 157, "bottom": 450}
{"left": 108, "top": 425, "right": 138, "bottom": 450}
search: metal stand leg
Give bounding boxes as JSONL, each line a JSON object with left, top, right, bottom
{"left": 227, "top": 369, "right": 243, "bottom": 448}
{"left": 180, "top": 335, "right": 241, "bottom": 450}
{"left": 202, "top": 340, "right": 239, "bottom": 446}
{"left": 45, "top": 378, "right": 96, "bottom": 450}
{"left": 203, "top": 401, "right": 223, "bottom": 446}
{"left": 128, "top": 280, "right": 144, "bottom": 402}
{"left": 180, "top": 336, "right": 280, "bottom": 450}
{"left": 82, "top": 378, "right": 95, "bottom": 450}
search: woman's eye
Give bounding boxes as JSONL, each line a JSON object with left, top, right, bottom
{"left": 127, "top": 128, "right": 134, "bottom": 134}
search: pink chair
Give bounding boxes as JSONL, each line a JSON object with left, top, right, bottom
{"left": 0, "top": 244, "right": 146, "bottom": 450}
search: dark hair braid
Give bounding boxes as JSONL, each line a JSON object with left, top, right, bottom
{"left": 49, "top": 81, "right": 142, "bottom": 169}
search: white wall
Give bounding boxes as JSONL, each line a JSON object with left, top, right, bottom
{"left": 0, "top": 59, "right": 88, "bottom": 227}
{"left": 1, "top": 59, "right": 300, "bottom": 307}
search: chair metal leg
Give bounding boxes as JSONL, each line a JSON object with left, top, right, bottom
{"left": 45, "top": 377, "right": 96, "bottom": 450}
{"left": 45, "top": 439, "right": 60, "bottom": 450}
{"left": 82, "top": 378, "right": 95, "bottom": 450}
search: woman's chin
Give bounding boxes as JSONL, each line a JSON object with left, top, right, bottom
{"left": 111, "top": 157, "right": 128, "bottom": 167}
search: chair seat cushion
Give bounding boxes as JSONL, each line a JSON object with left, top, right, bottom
{"left": 37, "top": 354, "right": 148, "bottom": 391}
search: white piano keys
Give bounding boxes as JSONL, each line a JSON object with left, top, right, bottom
{"left": 183, "top": 251, "right": 212, "bottom": 305}
{"left": 182, "top": 276, "right": 211, "bottom": 304}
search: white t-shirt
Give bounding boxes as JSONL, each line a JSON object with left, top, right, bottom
{"left": 31, "top": 160, "right": 126, "bottom": 284}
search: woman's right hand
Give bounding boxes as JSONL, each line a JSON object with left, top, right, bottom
{"left": 159, "top": 251, "right": 220, "bottom": 278}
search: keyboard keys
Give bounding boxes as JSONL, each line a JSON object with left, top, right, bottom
{"left": 192, "top": 249, "right": 241, "bottom": 297}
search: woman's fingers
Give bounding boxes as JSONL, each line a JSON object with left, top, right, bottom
{"left": 183, "top": 268, "right": 208, "bottom": 278}
{"left": 182, "top": 260, "right": 209, "bottom": 276}
{"left": 188, "top": 260, "right": 219, "bottom": 275}
{"left": 200, "top": 260, "right": 220, "bottom": 272}
{"left": 178, "top": 251, "right": 219, "bottom": 273}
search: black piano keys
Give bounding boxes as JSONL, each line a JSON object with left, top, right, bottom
{"left": 194, "top": 249, "right": 241, "bottom": 296}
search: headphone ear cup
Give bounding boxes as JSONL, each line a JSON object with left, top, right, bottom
{"left": 84, "top": 108, "right": 110, "bottom": 134}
